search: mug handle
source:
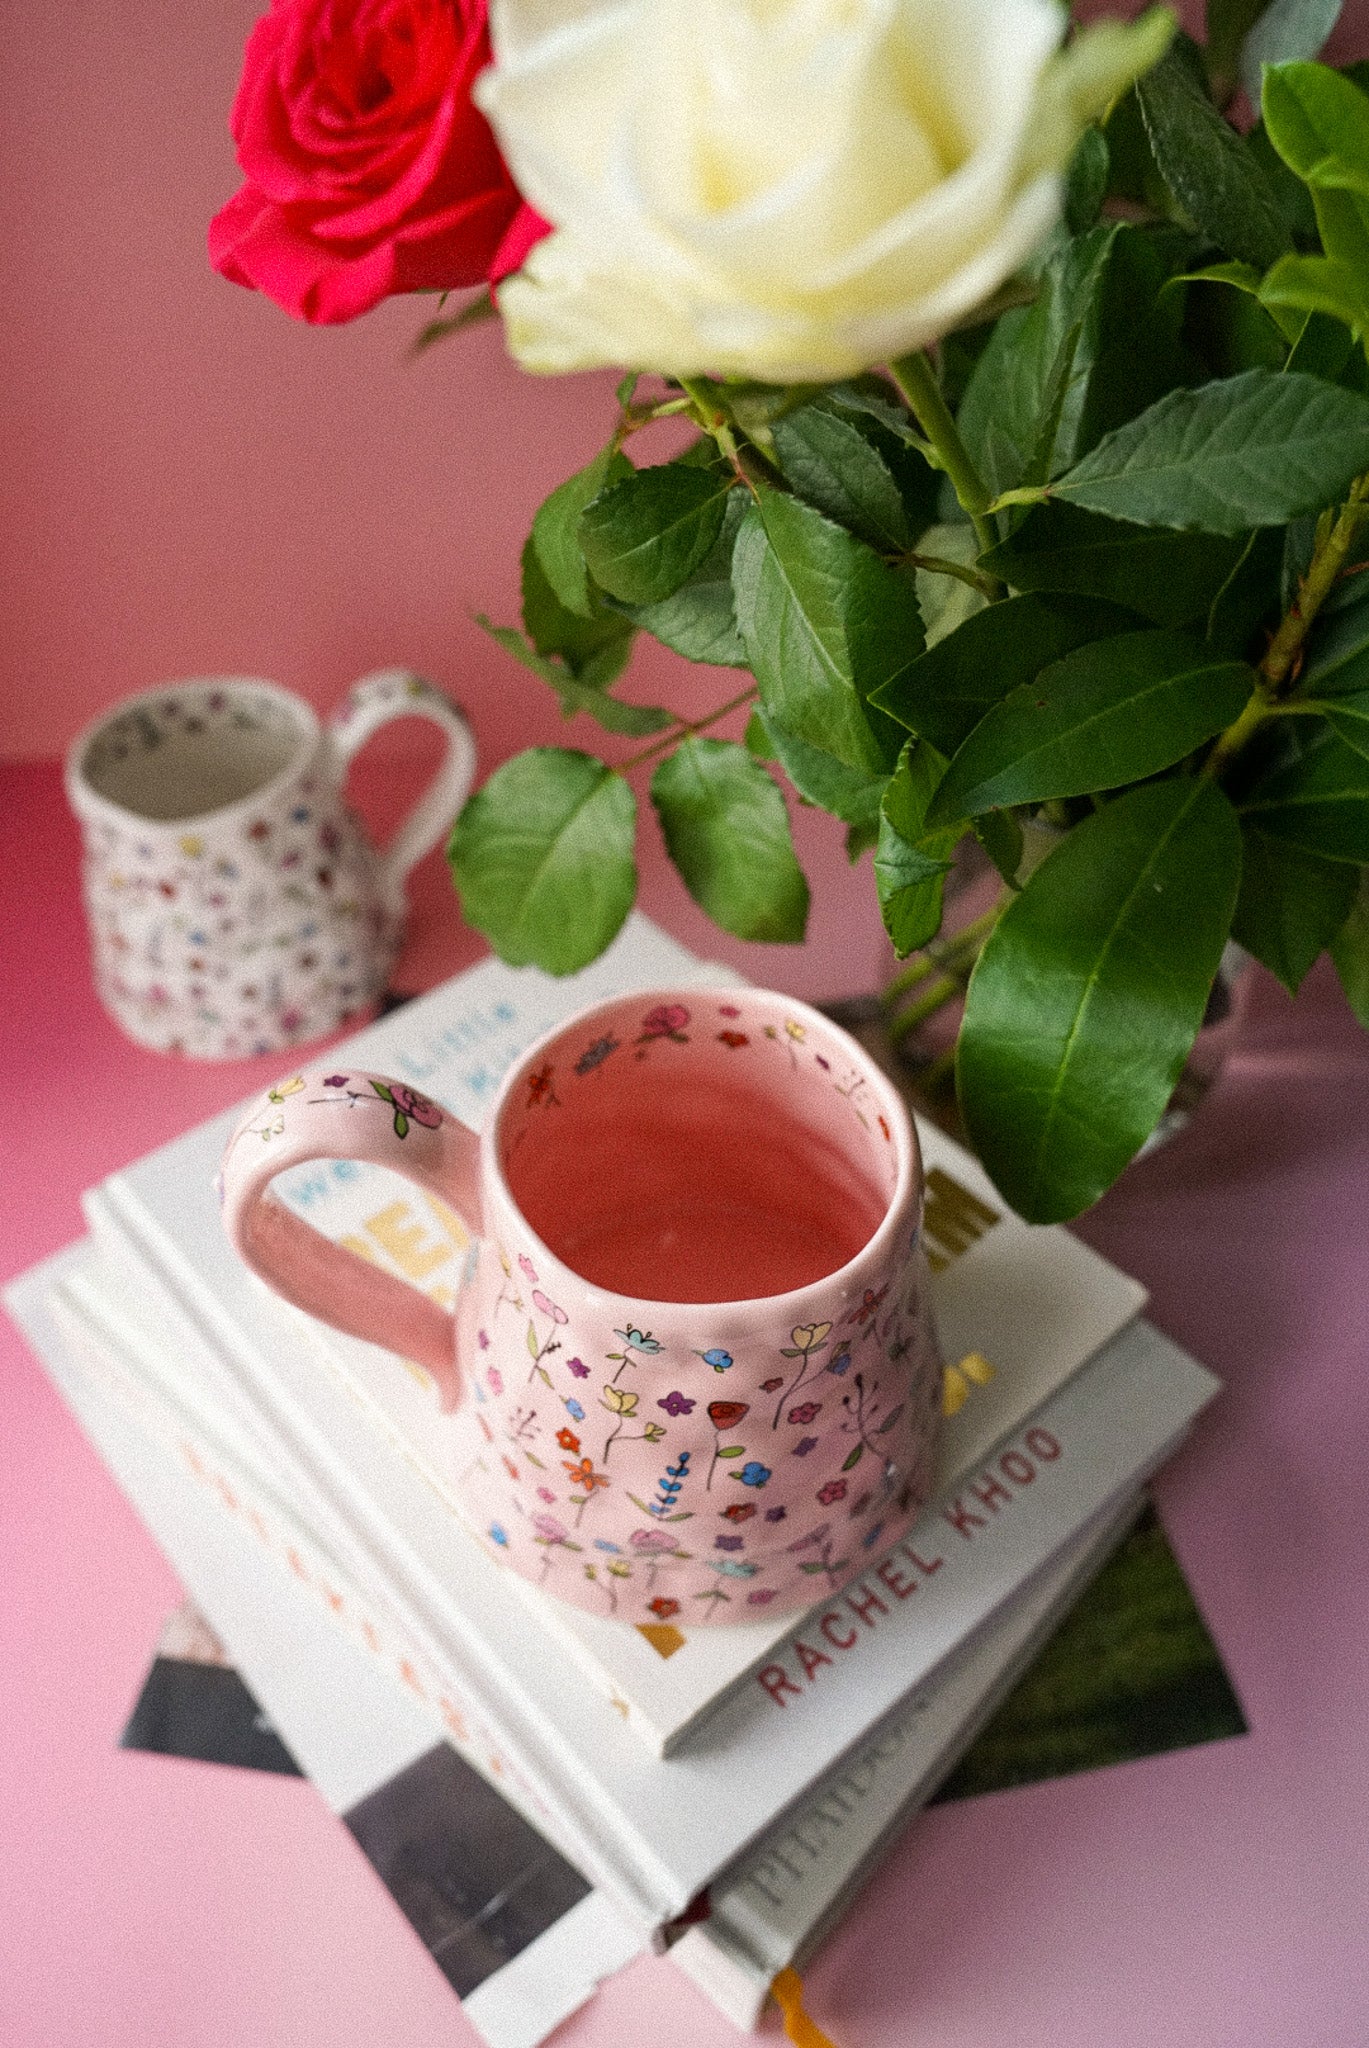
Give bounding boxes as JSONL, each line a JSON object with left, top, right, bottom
{"left": 329, "top": 670, "right": 478, "bottom": 898}
{"left": 219, "top": 1068, "right": 482, "bottom": 1412}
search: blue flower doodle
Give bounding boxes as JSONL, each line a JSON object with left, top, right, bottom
{"left": 489, "top": 1523, "right": 510, "bottom": 1548}
{"left": 695, "top": 1348, "right": 734, "bottom": 1373}
{"left": 734, "top": 1461, "right": 772, "bottom": 1488}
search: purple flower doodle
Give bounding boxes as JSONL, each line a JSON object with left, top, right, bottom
{"left": 658, "top": 1390, "right": 695, "bottom": 1418}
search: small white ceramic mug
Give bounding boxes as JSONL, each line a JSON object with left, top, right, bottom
{"left": 65, "top": 670, "right": 476, "bottom": 1059}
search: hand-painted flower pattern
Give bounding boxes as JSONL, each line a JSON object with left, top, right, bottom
{"left": 556, "top": 1427, "right": 581, "bottom": 1452}
{"left": 697, "top": 1348, "right": 733, "bottom": 1372}
{"left": 487, "top": 1368, "right": 503, "bottom": 1395}
{"left": 602, "top": 1386, "right": 638, "bottom": 1416}
{"left": 747, "top": 1588, "right": 778, "bottom": 1605}
{"left": 615, "top": 1326, "right": 663, "bottom": 1354}
{"left": 532, "top": 1290, "right": 568, "bottom": 1323}
{"left": 793, "top": 1436, "right": 819, "bottom": 1457}
{"left": 638, "top": 1003, "right": 690, "bottom": 1043}
{"left": 630, "top": 1527, "right": 677, "bottom": 1554}
{"left": 715, "top": 1535, "right": 745, "bottom": 1551}
{"left": 518, "top": 1255, "right": 538, "bottom": 1283}
{"left": 761, "top": 1377, "right": 784, "bottom": 1392}
{"left": 489, "top": 1523, "right": 510, "bottom": 1547}
{"left": 789, "top": 1322, "right": 832, "bottom": 1351}
{"left": 658, "top": 1390, "right": 695, "bottom": 1417}
{"left": 567, "top": 1357, "right": 590, "bottom": 1378}
{"left": 721, "top": 1502, "right": 756, "bottom": 1523}
{"left": 322, "top": 1074, "right": 349, "bottom": 1087}
{"left": 717, "top": 1029, "right": 748, "bottom": 1048}
{"left": 575, "top": 1034, "right": 620, "bottom": 1074}
{"left": 707, "top": 1401, "right": 749, "bottom": 1430}
{"left": 817, "top": 1479, "right": 848, "bottom": 1506}
{"left": 764, "top": 1505, "right": 787, "bottom": 1522}
{"left": 827, "top": 1348, "right": 854, "bottom": 1377}
{"left": 533, "top": 1514, "right": 569, "bottom": 1543}
{"left": 648, "top": 1596, "right": 680, "bottom": 1619}
{"left": 788, "top": 1402, "right": 822, "bottom": 1425}
{"left": 735, "top": 1461, "right": 772, "bottom": 1487}
{"left": 563, "top": 1456, "right": 609, "bottom": 1492}
{"left": 564, "top": 1398, "right": 585, "bottom": 1421}
{"left": 849, "top": 1286, "right": 889, "bottom": 1326}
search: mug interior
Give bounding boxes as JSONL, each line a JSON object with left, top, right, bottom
{"left": 497, "top": 990, "right": 904, "bottom": 1305}
{"left": 76, "top": 681, "right": 312, "bottom": 824}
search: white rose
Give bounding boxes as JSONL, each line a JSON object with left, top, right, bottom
{"left": 478, "top": 0, "right": 1173, "bottom": 384}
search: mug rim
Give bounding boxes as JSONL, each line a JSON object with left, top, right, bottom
{"left": 481, "top": 983, "right": 920, "bottom": 1318}
{"left": 64, "top": 676, "right": 322, "bottom": 835}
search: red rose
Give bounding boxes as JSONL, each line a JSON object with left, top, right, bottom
{"left": 209, "top": 0, "right": 544, "bottom": 324}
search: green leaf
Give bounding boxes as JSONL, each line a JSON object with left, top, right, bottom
{"left": 531, "top": 448, "right": 633, "bottom": 619}
{"left": 1051, "top": 368, "right": 1369, "bottom": 532}
{"left": 959, "top": 225, "right": 1187, "bottom": 498}
{"left": 448, "top": 750, "right": 637, "bottom": 974}
{"left": 927, "top": 630, "right": 1253, "bottom": 823}
{"left": 520, "top": 536, "right": 634, "bottom": 679}
{"left": 411, "top": 290, "right": 497, "bottom": 354}
{"left": 1329, "top": 868, "right": 1369, "bottom": 1021}
{"left": 841, "top": 1444, "right": 864, "bottom": 1472}
{"left": 982, "top": 502, "right": 1246, "bottom": 628}
{"left": 580, "top": 465, "right": 733, "bottom": 606}
{"left": 771, "top": 402, "right": 911, "bottom": 552}
{"left": 1204, "top": 526, "right": 1285, "bottom": 654}
{"left": 717, "top": 1445, "right": 746, "bottom": 1459}
{"left": 1302, "top": 582, "right": 1369, "bottom": 695}
{"left": 1232, "top": 824, "right": 1357, "bottom": 989}
{"left": 1241, "top": 728, "right": 1369, "bottom": 857}
{"left": 650, "top": 738, "right": 809, "bottom": 943}
{"left": 731, "top": 492, "right": 921, "bottom": 775}
{"left": 874, "top": 741, "right": 960, "bottom": 957}
{"left": 756, "top": 709, "right": 890, "bottom": 831}
{"left": 475, "top": 617, "right": 669, "bottom": 737}
{"left": 1138, "top": 47, "right": 1292, "bottom": 270}
{"left": 975, "top": 808, "right": 1026, "bottom": 889}
{"left": 871, "top": 592, "right": 1140, "bottom": 756}
{"left": 1262, "top": 60, "right": 1369, "bottom": 274}
{"left": 1065, "top": 127, "right": 1110, "bottom": 234}
{"left": 1260, "top": 251, "right": 1369, "bottom": 334}
{"left": 958, "top": 778, "right": 1243, "bottom": 1221}
{"left": 1319, "top": 687, "right": 1369, "bottom": 757}
{"left": 618, "top": 486, "right": 750, "bottom": 668}
{"left": 1284, "top": 308, "right": 1359, "bottom": 379}
{"left": 913, "top": 523, "right": 988, "bottom": 646}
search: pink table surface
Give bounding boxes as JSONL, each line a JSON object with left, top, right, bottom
{"left": 4, "top": 757, "right": 1369, "bottom": 2048}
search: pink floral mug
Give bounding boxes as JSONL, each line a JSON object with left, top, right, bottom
{"left": 219, "top": 987, "right": 943, "bottom": 1624}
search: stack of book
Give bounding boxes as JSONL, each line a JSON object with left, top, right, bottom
{"left": 5, "top": 913, "right": 1222, "bottom": 2048}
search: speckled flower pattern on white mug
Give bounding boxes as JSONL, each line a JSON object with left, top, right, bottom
{"left": 65, "top": 671, "right": 476, "bottom": 1059}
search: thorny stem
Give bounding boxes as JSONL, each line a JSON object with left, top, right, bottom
{"left": 617, "top": 685, "right": 759, "bottom": 774}
{"left": 888, "top": 351, "right": 1002, "bottom": 582}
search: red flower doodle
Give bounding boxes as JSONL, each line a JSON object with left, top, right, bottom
{"left": 721, "top": 1503, "right": 756, "bottom": 1523}
{"left": 556, "top": 1428, "right": 581, "bottom": 1453}
{"left": 648, "top": 1597, "right": 681, "bottom": 1620}
{"left": 708, "top": 1400, "right": 749, "bottom": 1431}
{"left": 817, "top": 1478, "right": 848, "bottom": 1506}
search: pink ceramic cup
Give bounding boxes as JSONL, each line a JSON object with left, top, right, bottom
{"left": 219, "top": 987, "right": 942, "bottom": 1624}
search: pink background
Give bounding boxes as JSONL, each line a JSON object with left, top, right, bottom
{"left": 6, "top": 5, "right": 1369, "bottom": 2045}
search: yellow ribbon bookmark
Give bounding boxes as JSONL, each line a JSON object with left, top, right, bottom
{"left": 770, "top": 1966, "right": 840, "bottom": 2048}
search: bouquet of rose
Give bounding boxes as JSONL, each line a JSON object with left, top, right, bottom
{"left": 212, "top": 0, "right": 1369, "bottom": 1222}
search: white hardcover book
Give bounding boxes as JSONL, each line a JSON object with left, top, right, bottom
{"left": 6, "top": 1247, "right": 644, "bottom": 2048}
{"left": 6, "top": 1243, "right": 1146, "bottom": 2045}
{"left": 59, "top": 1207, "right": 1217, "bottom": 1933}
{"left": 668, "top": 1496, "right": 1144, "bottom": 2029}
{"left": 87, "top": 910, "right": 1147, "bottom": 1754}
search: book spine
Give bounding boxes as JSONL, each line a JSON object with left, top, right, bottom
{"left": 48, "top": 1284, "right": 558, "bottom": 1838}
{"left": 89, "top": 1183, "right": 684, "bottom": 1930}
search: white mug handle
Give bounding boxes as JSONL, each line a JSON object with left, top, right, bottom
{"left": 329, "top": 670, "right": 477, "bottom": 900}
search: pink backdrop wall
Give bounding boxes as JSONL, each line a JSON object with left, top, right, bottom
{"left": 4, "top": 3, "right": 1366, "bottom": 777}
